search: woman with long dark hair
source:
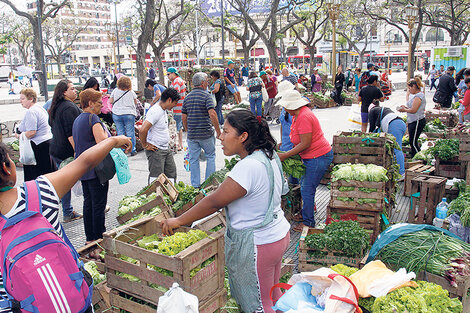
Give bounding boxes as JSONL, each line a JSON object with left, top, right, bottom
{"left": 162, "top": 110, "right": 290, "bottom": 313}
{"left": 48, "top": 79, "right": 83, "bottom": 223}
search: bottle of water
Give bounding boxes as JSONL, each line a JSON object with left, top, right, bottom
{"left": 435, "top": 197, "right": 449, "bottom": 219}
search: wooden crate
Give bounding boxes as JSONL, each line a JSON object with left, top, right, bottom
{"left": 425, "top": 110, "right": 458, "bottom": 128}
{"left": 77, "top": 239, "right": 105, "bottom": 273}
{"left": 154, "top": 173, "right": 179, "bottom": 202}
{"left": 459, "top": 136, "right": 470, "bottom": 162}
{"left": 102, "top": 217, "right": 225, "bottom": 306}
{"left": 174, "top": 186, "right": 216, "bottom": 217}
{"left": 445, "top": 184, "right": 460, "bottom": 202}
{"left": 281, "top": 258, "right": 295, "bottom": 278}
{"left": 298, "top": 226, "right": 364, "bottom": 272}
{"left": 194, "top": 211, "right": 226, "bottom": 232}
{"left": 117, "top": 187, "right": 173, "bottom": 225}
{"left": 424, "top": 132, "right": 447, "bottom": 139}
{"left": 404, "top": 164, "right": 435, "bottom": 197}
{"left": 332, "top": 131, "right": 393, "bottom": 167}
{"left": 409, "top": 175, "right": 447, "bottom": 224}
{"left": 404, "top": 159, "right": 424, "bottom": 170}
{"left": 330, "top": 180, "right": 387, "bottom": 212}
{"left": 435, "top": 156, "right": 465, "bottom": 179}
{"left": 417, "top": 272, "right": 470, "bottom": 313}
{"left": 93, "top": 282, "right": 111, "bottom": 313}
{"left": 327, "top": 206, "right": 381, "bottom": 243}
{"left": 108, "top": 287, "right": 227, "bottom": 313}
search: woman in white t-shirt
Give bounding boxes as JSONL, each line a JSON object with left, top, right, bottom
{"left": 110, "top": 75, "right": 138, "bottom": 156}
{"left": 162, "top": 110, "right": 290, "bottom": 313}
{"left": 0, "top": 136, "right": 131, "bottom": 313}
{"left": 18, "top": 88, "right": 54, "bottom": 181}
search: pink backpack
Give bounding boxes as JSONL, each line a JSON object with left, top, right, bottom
{"left": 101, "top": 94, "right": 112, "bottom": 114}
{"left": 0, "top": 181, "right": 93, "bottom": 313}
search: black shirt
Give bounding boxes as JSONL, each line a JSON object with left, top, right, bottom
{"left": 49, "top": 100, "right": 81, "bottom": 160}
{"left": 437, "top": 73, "right": 458, "bottom": 97}
{"left": 368, "top": 107, "right": 402, "bottom": 132}
{"left": 358, "top": 85, "right": 384, "bottom": 113}
{"left": 335, "top": 73, "right": 345, "bottom": 86}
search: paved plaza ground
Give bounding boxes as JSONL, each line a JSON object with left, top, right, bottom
{"left": 1, "top": 71, "right": 437, "bottom": 252}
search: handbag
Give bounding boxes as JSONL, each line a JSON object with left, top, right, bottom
{"left": 19, "top": 133, "right": 36, "bottom": 165}
{"left": 88, "top": 114, "right": 116, "bottom": 184}
{"left": 109, "top": 148, "right": 131, "bottom": 184}
{"left": 433, "top": 90, "right": 444, "bottom": 104}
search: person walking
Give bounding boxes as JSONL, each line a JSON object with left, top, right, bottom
{"left": 182, "top": 72, "right": 221, "bottom": 188}
{"left": 434, "top": 66, "right": 457, "bottom": 109}
{"left": 246, "top": 71, "right": 264, "bottom": 120}
{"left": 48, "top": 79, "right": 82, "bottom": 223}
{"left": 277, "top": 89, "right": 333, "bottom": 231}
{"left": 427, "top": 64, "right": 438, "bottom": 90}
{"left": 224, "top": 60, "right": 241, "bottom": 104}
{"left": 398, "top": 79, "right": 427, "bottom": 157}
{"left": 354, "top": 68, "right": 361, "bottom": 94}
{"left": 18, "top": 88, "right": 53, "bottom": 181}
{"left": 358, "top": 75, "right": 385, "bottom": 132}
{"left": 461, "top": 78, "right": 470, "bottom": 122}
{"left": 210, "top": 70, "right": 225, "bottom": 125}
{"left": 162, "top": 110, "right": 290, "bottom": 313}
{"left": 261, "top": 70, "right": 278, "bottom": 120}
{"left": 334, "top": 65, "right": 345, "bottom": 105}
{"left": 168, "top": 67, "right": 186, "bottom": 151}
{"left": 345, "top": 67, "right": 353, "bottom": 91}
{"left": 110, "top": 76, "right": 138, "bottom": 156}
{"left": 241, "top": 64, "right": 249, "bottom": 86}
{"left": 72, "top": 89, "right": 112, "bottom": 252}
{"left": 368, "top": 104, "right": 406, "bottom": 178}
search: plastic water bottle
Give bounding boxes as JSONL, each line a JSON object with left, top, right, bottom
{"left": 436, "top": 197, "right": 449, "bottom": 219}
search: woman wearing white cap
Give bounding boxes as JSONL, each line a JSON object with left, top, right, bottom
{"left": 277, "top": 90, "right": 333, "bottom": 231}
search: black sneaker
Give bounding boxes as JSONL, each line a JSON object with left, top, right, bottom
{"left": 63, "top": 211, "right": 83, "bottom": 223}
{"left": 130, "top": 151, "right": 137, "bottom": 156}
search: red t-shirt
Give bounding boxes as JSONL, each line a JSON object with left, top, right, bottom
{"left": 463, "top": 89, "right": 470, "bottom": 116}
{"left": 290, "top": 106, "right": 332, "bottom": 159}
{"left": 262, "top": 76, "right": 277, "bottom": 99}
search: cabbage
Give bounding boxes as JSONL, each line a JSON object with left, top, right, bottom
{"left": 331, "top": 163, "right": 388, "bottom": 182}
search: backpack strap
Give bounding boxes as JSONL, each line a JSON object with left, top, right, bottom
{"left": 25, "top": 181, "right": 42, "bottom": 214}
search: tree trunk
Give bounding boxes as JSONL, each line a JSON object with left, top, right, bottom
{"left": 55, "top": 57, "right": 63, "bottom": 79}
{"left": 359, "top": 54, "right": 364, "bottom": 70}
{"left": 31, "top": 25, "right": 45, "bottom": 96}
{"left": 136, "top": 0, "right": 156, "bottom": 92}
{"left": 265, "top": 41, "right": 279, "bottom": 71}
{"left": 243, "top": 46, "right": 250, "bottom": 66}
{"left": 308, "top": 46, "right": 316, "bottom": 75}
{"left": 155, "top": 55, "right": 165, "bottom": 85}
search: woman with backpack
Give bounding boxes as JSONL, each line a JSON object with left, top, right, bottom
{"left": 0, "top": 136, "right": 131, "bottom": 313}
{"left": 246, "top": 71, "right": 265, "bottom": 121}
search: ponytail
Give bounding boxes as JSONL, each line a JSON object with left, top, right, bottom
{"left": 0, "top": 143, "right": 12, "bottom": 188}
{"left": 226, "top": 110, "right": 277, "bottom": 159}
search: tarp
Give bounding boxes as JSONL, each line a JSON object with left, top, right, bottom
{"left": 366, "top": 223, "right": 460, "bottom": 263}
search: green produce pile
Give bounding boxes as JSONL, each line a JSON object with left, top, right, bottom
{"left": 423, "top": 118, "right": 447, "bottom": 133}
{"left": 118, "top": 193, "right": 157, "bottom": 216}
{"left": 7, "top": 140, "right": 19, "bottom": 151}
{"left": 281, "top": 153, "right": 306, "bottom": 179}
{"left": 376, "top": 229, "right": 470, "bottom": 287}
{"left": 428, "top": 138, "right": 460, "bottom": 161}
{"left": 224, "top": 156, "right": 240, "bottom": 171}
{"left": 124, "top": 207, "right": 162, "bottom": 225}
{"left": 199, "top": 156, "right": 239, "bottom": 189}
{"left": 412, "top": 149, "right": 433, "bottom": 164}
{"left": 173, "top": 182, "right": 200, "bottom": 213}
{"left": 84, "top": 261, "right": 106, "bottom": 285}
{"left": 304, "top": 220, "right": 370, "bottom": 257}
{"left": 330, "top": 263, "right": 358, "bottom": 277}
{"left": 332, "top": 163, "right": 388, "bottom": 183}
{"left": 305, "top": 91, "right": 330, "bottom": 102}
{"left": 372, "top": 281, "right": 462, "bottom": 313}
{"left": 117, "top": 229, "right": 210, "bottom": 286}
{"left": 448, "top": 190, "right": 470, "bottom": 226}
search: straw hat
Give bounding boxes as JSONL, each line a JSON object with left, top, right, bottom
{"left": 278, "top": 89, "right": 309, "bottom": 110}
{"left": 277, "top": 80, "right": 295, "bottom": 97}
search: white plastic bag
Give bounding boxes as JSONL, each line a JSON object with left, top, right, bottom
{"left": 157, "top": 283, "right": 199, "bottom": 313}
{"left": 262, "top": 87, "right": 269, "bottom": 102}
{"left": 347, "top": 103, "right": 362, "bottom": 130}
{"left": 368, "top": 268, "right": 416, "bottom": 298}
{"left": 19, "top": 133, "right": 36, "bottom": 165}
{"left": 71, "top": 181, "right": 83, "bottom": 197}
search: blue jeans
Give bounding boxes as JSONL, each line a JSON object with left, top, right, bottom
{"left": 187, "top": 136, "right": 216, "bottom": 187}
{"left": 301, "top": 149, "right": 334, "bottom": 227}
{"left": 215, "top": 96, "right": 224, "bottom": 125}
{"left": 249, "top": 96, "right": 263, "bottom": 117}
{"left": 51, "top": 156, "right": 73, "bottom": 217}
{"left": 388, "top": 119, "right": 406, "bottom": 175}
{"left": 173, "top": 114, "right": 183, "bottom": 131}
{"left": 113, "top": 114, "right": 136, "bottom": 153}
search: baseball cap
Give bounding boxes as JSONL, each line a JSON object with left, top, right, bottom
{"left": 227, "top": 60, "right": 234, "bottom": 65}
{"left": 367, "top": 63, "right": 374, "bottom": 69}
{"left": 447, "top": 66, "right": 455, "bottom": 71}
{"left": 167, "top": 67, "right": 179, "bottom": 75}
{"left": 260, "top": 71, "right": 267, "bottom": 76}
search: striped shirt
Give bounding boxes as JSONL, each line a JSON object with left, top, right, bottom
{"left": 182, "top": 87, "right": 215, "bottom": 140}
{"left": 0, "top": 176, "right": 62, "bottom": 313}
{"left": 171, "top": 76, "right": 187, "bottom": 115}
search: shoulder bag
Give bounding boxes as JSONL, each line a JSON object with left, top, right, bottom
{"left": 89, "top": 114, "right": 116, "bottom": 184}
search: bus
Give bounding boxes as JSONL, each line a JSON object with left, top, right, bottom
{"left": 287, "top": 55, "right": 324, "bottom": 69}
{"left": 354, "top": 52, "right": 427, "bottom": 71}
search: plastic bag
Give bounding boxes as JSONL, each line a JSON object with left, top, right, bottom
{"left": 71, "top": 181, "right": 83, "bottom": 197}
{"left": 347, "top": 103, "right": 362, "bottom": 130}
{"left": 109, "top": 148, "right": 131, "bottom": 184}
{"left": 368, "top": 268, "right": 416, "bottom": 298}
{"left": 448, "top": 213, "right": 470, "bottom": 243}
{"left": 157, "top": 283, "right": 198, "bottom": 313}
{"left": 272, "top": 282, "right": 320, "bottom": 312}
{"left": 19, "top": 133, "right": 36, "bottom": 165}
{"left": 262, "top": 87, "right": 269, "bottom": 102}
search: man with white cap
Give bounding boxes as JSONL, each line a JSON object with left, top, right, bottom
{"left": 277, "top": 89, "right": 333, "bottom": 231}
{"left": 224, "top": 60, "right": 241, "bottom": 104}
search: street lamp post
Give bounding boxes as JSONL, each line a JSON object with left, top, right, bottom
{"left": 405, "top": 3, "right": 419, "bottom": 82}
{"left": 220, "top": 0, "right": 225, "bottom": 65}
{"left": 326, "top": 0, "right": 340, "bottom": 83}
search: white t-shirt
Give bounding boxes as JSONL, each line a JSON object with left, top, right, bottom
{"left": 227, "top": 156, "right": 290, "bottom": 245}
{"left": 18, "top": 104, "right": 53, "bottom": 145}
{"left": 111, "top": 88, "right": 137, "bottom": 116}
{"left": 145, "top": 104, "right": 169, "bottom": 150}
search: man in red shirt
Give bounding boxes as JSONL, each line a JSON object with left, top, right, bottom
{"left": 168, "top": 67, "right": 186, "bottom": 150}
{"left": 260, "top": 71, "right": 277, "bottom": 120}
{"left": 461, "top": 78, "right": 470, "bottom": 122}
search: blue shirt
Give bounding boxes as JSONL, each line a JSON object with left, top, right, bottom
{"left": 72, "top": 112, "right": 102, "bottom": 180}
{"left": 43, "top": 99, "right": 52, "bottom": 111}
{"left": 224, "top": 68, "right": 236, "bottom": 84}
{"left": 182, "top": 87, "right": 215, "bottom": 140}
{"left": 280, "top": 108, "right": 294, "bottom": 151}
{"left": 153, "top": 84, "right": 166, "bottom": 97}
{"left": 242, "top": 67, "right": 249, "bottom": 77}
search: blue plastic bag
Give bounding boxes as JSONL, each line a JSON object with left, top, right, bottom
{"left": 272, "top": 282, "right": 321, "bottom": 312}
{"left": 109, "top": 148, "right": 131, "bottom": 184}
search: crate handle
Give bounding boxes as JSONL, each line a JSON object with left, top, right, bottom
{"left": 410, "top": 192, "right": 421, "bottom": 211}
{"left": 361, "top": 137, "right": 375, "bottom": 144}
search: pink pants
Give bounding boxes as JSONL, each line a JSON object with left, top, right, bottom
{"left": 255, "top": 232, "right": 291, "bottom": 313}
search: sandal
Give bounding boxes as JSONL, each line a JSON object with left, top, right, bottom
{"left": 292, "top": 212, "right": 303, "bottom": 222}
{"left": 292, "top": 223, "right": 307, "bottom": 232}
